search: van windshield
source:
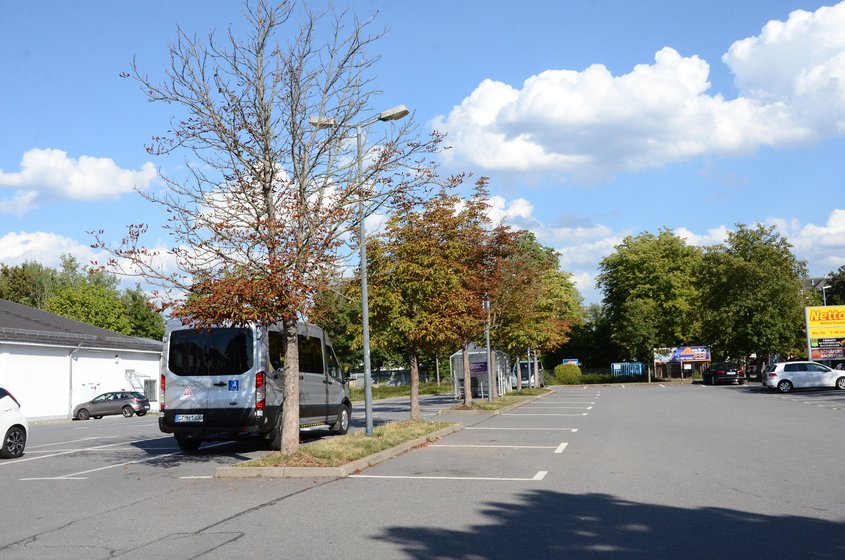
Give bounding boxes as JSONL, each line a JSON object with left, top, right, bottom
{"left": 168, "top": 328, "right": 254, "bottom": 376}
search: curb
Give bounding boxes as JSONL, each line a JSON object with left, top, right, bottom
{"left": 214, "top": 423, "right": 463, "bottom": 479}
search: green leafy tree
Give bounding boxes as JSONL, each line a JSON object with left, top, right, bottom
{"left": 368, "top": 184, "right": 477, "bottom": 417}
{"left": 0, "top": 261, "right": 61, "bottom": 308}
{"left": 547, "top": 304, "right": 621, "bottom": 369}
{"left": 121, "top": 286, "right": 165, "bottom": 340}
{"left": 46, "top": 283, "right": 133, "bottom": 335}
{"left": 824, "top": 265, "right": 845, "bottom": 306}
{"left": 697, "top": 224, "right": 807, "bottom": 364}
{"left": 597, "top": 229, "right": 703, "bottom": 362}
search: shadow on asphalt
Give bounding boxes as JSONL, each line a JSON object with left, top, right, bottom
{"left": 377, "top": 490, "right": 845, "bottom": 559}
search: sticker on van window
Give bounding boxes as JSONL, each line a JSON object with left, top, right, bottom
{"left": 228, "top": 380, "right": 239, "bottom": 391}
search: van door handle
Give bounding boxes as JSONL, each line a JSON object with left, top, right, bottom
{"left": 212, "top": 382, "right": 226, "bottom": 387}
{"left": 299, "top": 375, "right": 304, "bottom": 380}
{"left": 324, "top": 380, "right": 333, "bottom": 385}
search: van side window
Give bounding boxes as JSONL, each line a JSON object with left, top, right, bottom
{"left": 269, "top": 331, "right": 285, "bottom": 371}
{"left": 326, "top": 346, "right": 341, "bottom": 380}
{"left": 299, "top": 335, "right": 324, "bottom": 374}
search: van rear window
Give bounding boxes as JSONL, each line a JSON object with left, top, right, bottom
{"left": 168, "top": 328, "right": 253, "bottom": 376}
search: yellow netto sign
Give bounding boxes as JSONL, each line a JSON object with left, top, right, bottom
{"left": 806, "top": 305, "right": 845, "bottom": 360}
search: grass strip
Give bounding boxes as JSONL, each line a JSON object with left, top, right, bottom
{"left": 452, "top": 388, "right": 550, "bottom": 411}
{"left": 238, "top": 420, "right": 455, "bottom": 468}
{"left": 349, "top": 382, "right": 453, "bottom": 402}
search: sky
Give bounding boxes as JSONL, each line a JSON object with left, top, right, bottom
{"left": 1, "top": 0, "right": 844, "bottom": 305}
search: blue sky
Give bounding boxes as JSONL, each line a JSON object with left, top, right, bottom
{"left": 1, "top": 0, "right": 843, "bottom": 304}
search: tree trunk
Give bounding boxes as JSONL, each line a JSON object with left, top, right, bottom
{"left": 280, "top": 319, "right": 300, "bottom": 455}
{"left": 533, "top": 349, "right": 540, "bottom": 389}
{"left": 462, "top": 342, "right": 472, "bottom": 407}
{"left": 435, "top": 354, "right": 441, "bottom": 386}
{"left": 409, "top": 350, "right": 421, "bottom": 421}
{"left": 516, "top": 353, "right": 523, "bottom": 392}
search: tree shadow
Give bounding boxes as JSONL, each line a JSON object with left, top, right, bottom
{"left": 376, "top": 490, "right": 845, "bottom": 559}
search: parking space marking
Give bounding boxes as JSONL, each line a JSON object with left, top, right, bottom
{"left": 540, "top": 401, "right": 595, "bottom": 404}
{"left": 504, "top": 412, "right": 588, "bottom": 416}
{"left": 525, "top": 406, "right": 592, "bottom": 410}
{"left": 27, "top": 436, "right": 118, "bottom": 449}
{"left": 430, "top": 443, "right": 567, "bottom": 453}
{"left": 2, "top": 439, "right": 150, "bottom": 467}
{"left": 466, "top": 427, "right": 578, "bottom": 432}
{"left": 350, "top": 471, "right": 548, "bottom": 482}
{"left": 18, "top": 441, "right": 230, "bottom": 480}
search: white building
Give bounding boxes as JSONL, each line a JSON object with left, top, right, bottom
{"left": 0, "top": 299, "right": 162, "bottom": 420}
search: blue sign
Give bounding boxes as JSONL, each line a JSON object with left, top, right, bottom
{"left": 228, "top": 380, "right": 239, "bottom": 391}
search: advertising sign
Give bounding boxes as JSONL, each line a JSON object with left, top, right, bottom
{"left": 653, "top": 346, "right": 710, "bottom": 363}
{"left": 806, "top": 306, "right": 845, "bottom": 360}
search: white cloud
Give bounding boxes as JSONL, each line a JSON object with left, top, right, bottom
{"left": 434, "top": 2, "right": 845, "bottom": 180}
{"left": 0, "top": 231, "right": 99, "bottom": 267}
{"left": 0, "top": 190, "right": 38, "bottom": 216}
{"left": 768, "top": 209, "right": 845, "bottom": 272}
{"left": 0, "top": 149, "right": 157, "bottom": 213}
{"left": 676, "top": 225, "right": 730, "bottom": 247}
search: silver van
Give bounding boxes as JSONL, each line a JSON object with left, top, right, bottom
{"left": 512, "top": 360, "right": 545, "bottom": 389}
{"left": 159, "top": 320, "right": 351, "bottom": 452}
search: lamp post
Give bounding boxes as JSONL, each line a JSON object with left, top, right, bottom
{"left": 311, "top": 105, "right": 409, "bottom": 436}
{"left": 822, "top": 285, "right": 831, "bottom": 306}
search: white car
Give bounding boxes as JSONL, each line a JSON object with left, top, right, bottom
{"left": 762, "top": 361, "right": 845, "bottom": 393}
{"left": 1, "top": 386, "right": 28, "bottom": 459}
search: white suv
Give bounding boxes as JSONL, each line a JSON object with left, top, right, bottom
{"left": 1, "top": 386, "right": 28, "bottom": 459}
{"left": 762, "top": 361, "right": 845, "bottom": 393}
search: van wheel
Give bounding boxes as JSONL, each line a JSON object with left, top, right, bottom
{"left": 175, "top": 436, "right": 202, "bottom": 452}
{"left": 332, "top": 404, "right": 350, "bottom": 435}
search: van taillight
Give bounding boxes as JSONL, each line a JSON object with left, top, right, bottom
{"left": 256, "top": 371, "right": 266, "bottom": 410}
{"left": 160, "top": 373, "right": 165, "bottom": 412}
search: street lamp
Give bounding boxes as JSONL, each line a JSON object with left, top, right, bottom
{"left": 822, "top": 285, "right": 831, "bottom": 306}
{"left": 311, "top": 104, "right": 409, "bottom": 436}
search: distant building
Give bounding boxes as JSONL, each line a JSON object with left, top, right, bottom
{"left": 0, "top": 299, "right": 162, "bottom": 420}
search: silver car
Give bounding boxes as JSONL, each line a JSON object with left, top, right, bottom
{"left": 73, "top": 391, "right": 150, "bottom": 420}
{"left": 762, "top": 361, "right": 845, "bottom": 393}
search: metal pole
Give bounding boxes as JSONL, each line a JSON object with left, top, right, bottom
{"left": 484, "top": 297, "right": 493, "bottom": 402}
{"left": 358, "top": 125, "right": 374, "bottom": 436}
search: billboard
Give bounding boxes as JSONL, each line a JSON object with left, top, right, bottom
{"left": 653, "top": 346, "right": 710, "bottom": 363}
{"left": 806, "top": 305, "right": 845, "bottom": 360}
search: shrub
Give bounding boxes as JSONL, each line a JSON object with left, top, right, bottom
{"left": 553, "top": 363, "right": 582, "bottom": 384}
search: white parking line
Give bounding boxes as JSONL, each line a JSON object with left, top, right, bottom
{"left": 350, "top": 471, "right": 548, "bottom": 482}
{"left": 27, "top": 436, "right": 117, "bottom": 449}
{"left": 539, "top": 401, "right": 595, "bottom": 404}
{"left": 504, "top": 413, "right": 588, "bottom": 416}
{"left": 2, "top": 439, "right": 146, "bottom": 467}
{"left": 466, "top": 427, "right": 578, "bottom": 432}
{"left": 18, "top": 441, "right": 230, "bottom": 480}
{"left": 525, "top": 406, "right": 592, "bottom": 410}
{"left": 430, "top": 444, "right": 566, "bottom": 452}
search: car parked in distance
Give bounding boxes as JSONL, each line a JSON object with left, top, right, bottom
{"left": 702, "top": 362, "right": 745, "bottom": 385}
{"left": 1, "top": 386, "right": 28, "bottom": 459}
{"left": 762, "top": 361, "right": 845, "bottom": 393}
{"left": 73, "top": 391, "right": 150, "bottom": 420}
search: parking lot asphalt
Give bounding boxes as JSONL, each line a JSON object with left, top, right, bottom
{"left": 4, "top": 384, "right": 845, "bottom": 559}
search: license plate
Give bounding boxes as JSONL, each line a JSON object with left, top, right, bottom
{"left": 175, "top": 414, "right": 203, "bottom": 423}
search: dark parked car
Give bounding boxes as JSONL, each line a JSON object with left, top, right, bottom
{"left": 702, "top": 362, "right": 745, "bottom": 385}
{"left": 73, "top": 392, "right": 150, "bottom": 420}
